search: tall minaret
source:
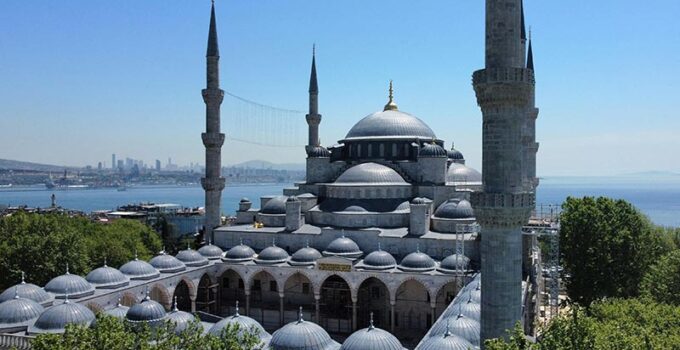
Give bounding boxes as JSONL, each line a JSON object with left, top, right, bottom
{"left": 471, "top": 0, "right": 537, "bottom": 344}
{"left": 305, "top": 46, "right": 321, "bottom": 154}
{"left": 201, "top": 0, "right": 225, "bottom": 242}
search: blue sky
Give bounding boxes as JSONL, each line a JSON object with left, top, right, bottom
{"left": 0, "top": 0, "right": 678, "bottom": 176}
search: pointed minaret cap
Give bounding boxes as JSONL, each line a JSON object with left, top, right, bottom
{"left": 383, "top": 80, "right": 398, "bottom": 111}
{"left": 207, "top": 0, "right": 219, "bottom": 57}
{"left": 527, "top": 36, "right": 534, "bottom": 71}
{"left": 309, "top": 44, "right": 319, "bottom": 94}
{"left": 520, "top": 0, "right": 527, "bottom": 41}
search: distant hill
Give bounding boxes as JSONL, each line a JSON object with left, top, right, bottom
{"left": 0, "top": 159, "right": 79, "bottom": 172}
{"left": 228, "top": 160, "right": 304, "bottom": 171}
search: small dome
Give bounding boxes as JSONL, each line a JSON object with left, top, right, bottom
{"left": 261, "top": 196, "right": 288, "bottom": 214}
{"left": 149, "top": 253, "right": 187, "bottom": 273}
{"left": 223, "top": 243, "right": 256, "bottom": 262}
{"left": 120, "top": 258, "right": 161, "bottom": 280}
{"left": 398, "top": 250, "right": 436, "bottom": 272}
{"left": 343, "top": 205, "right": 367, "bottom": 212}
{"left": 419, "top": 143, "right": 448, "bottom": 158}
{"left": 434, "top": 199, "right": 475, "bottom": 219}
{"left": 85, "top": 264, "right": 130, "bottom": 289}
{"left": 208, "top": 303, "right": 270, "bottom": 341}
{"left": 429, "top": 314, "right": 481, "bottom": 347}
{"left": 411, "top": 197, "right": 429, "bottom": 205}
{"left": 28, "top": 299, "right": 95, "bottom": 334}
{"left": 344, "top": 110, "right": 436, "bottom": 140}
{"left": 198, "top": 243, "right": 224, "bottom": 260}
{"left": 461, "top": 285, "right": 481, "bottom": 304}
{"left": 287, "top": 196, "right": 300, "bottom": 202}
{"left": 240, "top": 197, "right": 251, "bottom": 203}
{"left": 447, "top": 145, "right": 464, "bottom": 161}
{"left": 0, "top": 294, "right": 45, "bottom": 333}
{"left": 269, "top": 309, "right": 339, "bottom": 350}
{"left": 323, "top": 236, "right": 362, "bottom": 259}
{"left": 44, "top": 269, "right": 95, "bottom": 299}
{"left": 0, "top": 277, "right": 54, "bottom": 307}
{"left": 335, "top": 163, "right": 406, "bottom": 184}
{"left": 290, "top": 246, "right": 322, "bottom": 266}
{"left": 307, "top": 146, "right": 331, "bottom": 158}
{"left": 362, "top": 247, "right": 397, "bottom": 270}
{"left": 104, "top": 300, "right": 130, "bottom": 320}
{"left": 445, "top": 298, "right": 481, "bottom": 322}
{"left": 446, "top": 163, "right": 482, "bottom": 183}
{"left": 418, "top": 332, "right": 474, "bottom": 350}
{"left": 341, "top": 320, "right": 403, "bottom": 350}
{"left": 255, "top": 245, "right": 290, "bottom": 264}
{"left": 126, "top": 292, "right": 167, "bottom": 328}
{"left": 439, "top": 254, "right": 471, "bottom": 273}
{"left": 176, "top": 247, "right": 209, "bottom": 267}
{"left": 166, "top": 302, "right": 195, "bottom": 335}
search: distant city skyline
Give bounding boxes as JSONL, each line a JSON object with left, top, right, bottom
{"left": 1, "top": 1, "right": 679, "bottom": 176}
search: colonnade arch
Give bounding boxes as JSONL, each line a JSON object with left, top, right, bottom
{"left": 196, "top": 274, "right": 218, "bottom": 314}
{"left": 319, "top": 275, "right": 352, "bottom": 334}
{"left": 172, "top": 278, "right": 193, "bottom": 312}
{"left": 282, "top": 272, "right": 315, "bottom": 324}
{"left": 356, "top": 277, "right": 390, "bottom": 329}
{"left": 394, "top": 278, "right": 431, "bottom": 344}
{"left": 150, "top": 283, "right": 172, "bottom": 310}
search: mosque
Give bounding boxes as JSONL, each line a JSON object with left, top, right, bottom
{"left": 0, "top": 0, "right": 537, "bottom": 349}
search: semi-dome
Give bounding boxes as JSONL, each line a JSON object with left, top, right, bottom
{"left": 104, "top": 299, "right": 130, "bottom": 320}
{"left": 149, "top": 252, "right": 187, "bottom": 273}
{"left": 418, "top": 330, "right": 474, "bottom": 350}
{"left": 308, "top": 145, "right": 331, "bottom": 158}
{"left": 85, "top": 263, "right": 130, "bottom": 289}
{"left": 340, "top": 317, "right": 403, "bottom": 350}
{"left": 0, "top": 293, "right": 45, "bottom": 333}
{"left": 28, "top": 298, "right": 95, "bottom": 334}
{"left": 323, "top": 236, "right": 362, "bottom": 259}
{"left": 223, "top": 242, "right": 256, "bottom": 262}
{"left": 176, "top": 246, "right": 209, "bottom": 267}
{"left": 44, "top": 268, "right": 95, "bottom": 299}
{"left": 255, "top": 244, "right": 290, "bottom": 264}
{"left": 290, "top": 246, "right": 322, "bottom": 266}
{"left": 198, "top": 243, "right": 224, "bottom": 260}
{"left": 362, "top": 245, "right": 397, "bottom": 270}
{"left": 335, "top": 163, "right": 406, "bottom": 185}
{"left": 345, "top": 110, "right": 436, "bottom": 140}
{"left": 446, "top": 163, "right": 482, "bottom": 183}
{"left": 208, "top": 302, "right": 270, "bottom": 341}
{"left": 419, "top": 143, "right": 448, "bottom": 158}
{"left": 261, "top": 196, "right": 288, "bottom": 214}
{"left": 429, "top": 314, "right": 481, "bottom": 347}
{"left": 398, "top": 249, "right": 436, "bottom": 272}
{"left": 439, "top": 253, "right": 471, "bottom": 273}
{"left": 120, "top": 257, "right": 161, "bottom": 280}
{"left": 126, "top": 292, "right": 167, "bottom": 328}
{"left": 434, "top": 199, "right": 475, "bottom": 219}
{"left": 0, "top": 275, "right": 54, "bottom": 307}
{"left": 166, "top": 299, "right": 196, "bottom": 335}
{"left": 269, "top": 309, "right": 340, "bottom": 350}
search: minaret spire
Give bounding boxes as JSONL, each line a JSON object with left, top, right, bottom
{"left": 305, "top": 45, "right": 322, "bottom": 152}
{"left": 207, "top": 1, "right": 219, "bottom": 58}
{"left": 383, "top": 80, "right": 398, "bottom": 111}
{"left": 527, "top": 32, "right": 534, "bottom": 71}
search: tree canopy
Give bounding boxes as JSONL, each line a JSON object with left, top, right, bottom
{"left": 640, "top": 249, "right": 680, "bottom": 305}
{"left": 0, "top": 212, "right": 162, "bottom": 290}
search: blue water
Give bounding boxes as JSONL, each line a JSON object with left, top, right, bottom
{"left": 1, "top": 177, "right": 679, "bottom": 227}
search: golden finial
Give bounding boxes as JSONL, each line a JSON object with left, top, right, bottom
{"left": 383, "top": 80, "right": 398, "bottom": 111}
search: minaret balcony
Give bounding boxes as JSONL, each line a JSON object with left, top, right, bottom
{"left": 201, "top": 177, "right": 226, "bottom": 191}
{"left": 202, "top": 133, "right": 225, "bottom": 148}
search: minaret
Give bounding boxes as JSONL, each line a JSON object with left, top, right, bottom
{"left": 305, "top": 45, "right": 321, "bottom": 154}
{"left": 471, "top": 0, "right": 537, "bottom": 344}
{"left": 200, "top": 0, "right": 225, "bottom": 242}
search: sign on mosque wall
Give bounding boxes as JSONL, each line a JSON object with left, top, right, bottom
{"left": 317, "top": 257, "right": 353, "bottom": 272}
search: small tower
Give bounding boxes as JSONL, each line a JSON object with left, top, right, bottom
{"left": 305, "top": 45, "right": 322, "bottom": 154}
{"left": 201, "top": 0, "right": 226, "bottom": 242}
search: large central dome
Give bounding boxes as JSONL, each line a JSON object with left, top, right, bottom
{"left": 344, "top": 110, "right": 436, "bottom": 140}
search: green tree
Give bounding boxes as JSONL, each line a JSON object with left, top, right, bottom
{"left": 640, "top": 250, "right": 680, "bottom": 305}
{"left": 559, "top": 197, "right": 670, "bottom": 305}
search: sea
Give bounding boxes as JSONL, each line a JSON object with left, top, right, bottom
{"left": 1, "top": 176, "right": 679, "bottom": 227}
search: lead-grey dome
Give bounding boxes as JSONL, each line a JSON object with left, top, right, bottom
{"left": 198, "top": 243, "right": 224, "bottom": 260}
{"left": 290, "top": 246, "right": 322, "bottom": 266}
{"left": 434, "top": 199, "right": 475, "bottom": 219}
{"left": 44, "top": 270, "right": 95, "bottom": 299}
{"left": 85, "top": 264, "right": 130, "bottom": 289}
{"left": 459, "top": 283, "right": 481, "bottom": 303}
{"left": 429, "top": 314, "right": 481, "bottom": 347}
{"left": 261, "top": 196, "right": 288, "bottom": 214}
{"left": 447, "top": 146, "right": 464, "bottom": 161}
{"left": 269, "top": 310, "right": 340, "bottom": 350}
{"left": 208, "top": 304, "right": 270, "bottom": 341}
{"left": 0, "top": 294, "right": 45, "bottom": 333}
{"left": 398, "top": 250, "right": 436, "bottom": 272}
{"left": 120, "top": 258, "right": 161, "bottom": 280}
{"left": 176, "top": 247, "right": 209, "bottom": 267}
{"left": 362, "top": 247, "right": 397, "bottom": 270}
{"left": 335, "top": 163, "right": 406, "bottom": 184}
{"left": 343, "top": 205, "right": 367, "bottom": 212}
{"left": 439, "top": 254, "right": 471, "bottom": 273}
{"left": 27, "top": 299, "right": 95, "bottom": 334}
{"left": 255, "top": 245, "right": 290, "bottom": 264}
{"left": 340, "top": 322, "right": 403, "bottom": 350}
{"left": 345, "top": 110, "right": 436, "bottom": 140}
{"left": 308, "top": 145, "right": 331, "bottom": 158}
{"left": 126, "top": 293, "right": 167, "bottom": 328}
{"left": 419, "top": 143, "right": 448, "bottom": 158}
{"left": 418, "top": 331, "right": 474, "bottom": 350}
{"left": 0, "top": 277, "right": 54, "bottom": 307}
{"left": 445, "top": 298, "right": 481, "bottom": 321}
{"left": 104, "top": 300, "right": 129, "bottom": 320}
{"left": 149, "top": 252, "right": 187, "bottom": 273}
{"left": 166, "top": 304, "right": 195, "bottom": 335}
{"left": 446, "top": 163, "right": 482, "bottom": 183}
{"left": 323, "top": 236, "right": 362, "bottom": 259}
{"left": 223, "top": 243, "right": 256, "bottom": 262}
